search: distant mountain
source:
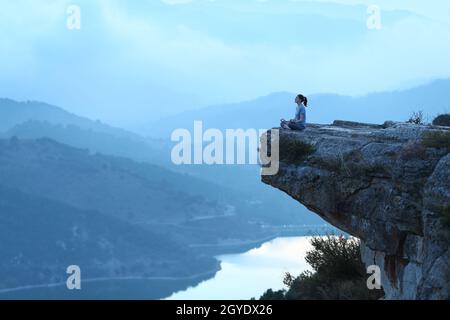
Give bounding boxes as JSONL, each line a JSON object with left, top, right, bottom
{"left": 0, "top": 99, "right": 135, "bottom": 137}
{"left": 0, "top": 185, "right": 216, "bottom": 291}
{"left": 141, "top": 79, "right": 450, "bottom": 138}
{"left": 0, "top": 137, "right": 241, "bottom": 225}
{"left": 0, "top": 98, "right": 173, "bottom": 165}
{"left": 128, "top": 80, "right": 450, "bottom": 221}
{"left": 2, "top": 136, "right": 312, "bottom": 240}
{"left": 0, "top": 99, "right": 322, "bottom": 225}
{"left": 5, "top": 120, "right": 171, "bottom": 166}
{"left": 309, "top": 79, "right": 450, "bottom": 125}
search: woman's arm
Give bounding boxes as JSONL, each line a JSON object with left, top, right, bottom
{"left": 295, "top": 106, "right": 301, "bottom": 121}
{"left": 292, "top": 106, "right": 304, "bottom": 122}
{"left": 298, "top": 113, "right": 305, "bottom": 122}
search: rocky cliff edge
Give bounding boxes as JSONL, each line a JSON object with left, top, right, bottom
{"left": 261, "top": 120, "right": 449, "bottom": 299}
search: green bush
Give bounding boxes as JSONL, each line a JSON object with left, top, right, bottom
{"left": 305, "top": 236, "right": 364, "bottom": 280}
{"left": 421, "top": 131, "right": 450, "bottom": 150}
{"left": 259, "top": 289, "right": 286, "bottom": 300}
{"left": 279, "top": 138, "right": 316, "bottom": 164}
{"left": 432, "top": 114, "right": 450, "bottom": 127}
{"left": 259, "top": 235, "right": 384, "bottom": 300}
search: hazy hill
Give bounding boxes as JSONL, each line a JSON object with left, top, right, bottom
{"left": 0, "top": 99, "right": 135, "bottom": 137}
{"left": 141, "top": 79, "right": 450, "bottom": 138}
{"left": 0, "top": 137, "right": 309, "bottom": 245}
{"left": 0, "top": 101, "right": 322, "bottom": 225}
{"left": 310, "top": 79, "right": 450, "bottom": 124}
{"left": 0, "top": 184, "right": 216, "bottom": 290}
{"left": 0, "top": 98, "right": 172, "bottom": 159}
{"left": 129, "top": 80, "right": 450, "bottom": 216}
{"left": 5, "top": 120, "right": 170, "bottom": 166}
{"left": 0, "top": 137, "right": 241, "bottom": 225}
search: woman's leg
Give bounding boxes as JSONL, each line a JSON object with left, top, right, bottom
{"left": 288, "top": 122, "right": 305, "bottom": 131}
{"left": 280, "top": 120, "right": 290, "bottom": 129}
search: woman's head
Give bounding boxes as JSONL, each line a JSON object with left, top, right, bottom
{"left": 295, "top": 94, "right": 308, "bottom": 107}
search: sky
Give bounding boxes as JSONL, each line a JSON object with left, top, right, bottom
{"left": 0, "top": 0, "right": 449, "bottom": 126}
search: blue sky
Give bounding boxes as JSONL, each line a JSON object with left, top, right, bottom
{"left": 0, "top": 0, "right": 449, "bottom": 125}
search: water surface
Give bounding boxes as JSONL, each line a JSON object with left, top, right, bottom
{"left": 167, "top": 237, "right": 313, "bottom": 300}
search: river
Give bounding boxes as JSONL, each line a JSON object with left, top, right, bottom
{"left": 0, "top": 237, "right": 313, "bottom": 300}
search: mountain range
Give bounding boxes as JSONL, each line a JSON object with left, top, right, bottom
{"left": 0, "top": 98, "right": 319, "bottom": 225}
{"left": 140, "top": 79, "right": 450, "bottom": 138}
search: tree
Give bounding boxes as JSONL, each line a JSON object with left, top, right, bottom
{"left": 260, "top": 235, "right": 384, "bottom": 300}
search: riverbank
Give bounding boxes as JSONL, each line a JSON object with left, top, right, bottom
{"left": 0, "top": 229, "right": 332, "bottom": 300}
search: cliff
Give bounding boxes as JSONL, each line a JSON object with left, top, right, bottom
{"left": 261, "top": 121, "right": 449, "bottom": 299}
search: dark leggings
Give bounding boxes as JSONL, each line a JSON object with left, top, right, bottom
{"left": 288, "top": 122, "right": 305, "bottom": 131}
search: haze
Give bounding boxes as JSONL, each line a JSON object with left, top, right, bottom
{"left": 0, "top": 0, "right": 449, "bottom": 126}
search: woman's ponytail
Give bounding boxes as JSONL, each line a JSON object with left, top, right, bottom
{"left": 296, "top": 94, "right": 308, "bottom": 107}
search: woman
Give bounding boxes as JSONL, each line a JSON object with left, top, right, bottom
{"left": 281, "top": 94, "right": 308, "bottom": 131}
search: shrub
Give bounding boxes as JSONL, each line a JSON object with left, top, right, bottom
{"left": 259, "top": 235, "right": 384, "bottom": 300}
{"left": 320, "top": 152, "right": 388, "bottom": 178}
{"left": 259, "top": 289, "right": 286, "bottom": 300}
{"left": 407, "top": 111, "right": 425, "bottom": 125}
{"left": 279, "top": 138, "right": 315, "bottom": 164}
{"left": 421, "top": 131, "right": 450, "bottom": 151}
{"left": 305, "top": 236, "right": 364, "bottom": 280}
{"left": 432, "top": 114, "right": 450, "bottom": 127}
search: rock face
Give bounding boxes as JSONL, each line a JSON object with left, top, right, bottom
{"left": 261, "top": 121, "right": 449, "bottom": 300}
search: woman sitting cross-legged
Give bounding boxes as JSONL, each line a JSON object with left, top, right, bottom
{"left": 281, "top": 94, "right": 308, "bottom": 131}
